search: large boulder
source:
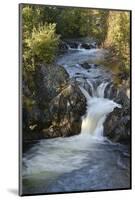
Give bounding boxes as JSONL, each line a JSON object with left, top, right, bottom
{"left": 23, "top": 64, "right": 69, "bottom": 140}
{"left": 104, "top": 88, "right": 130, "bottom": 145}
{"left": 23, "top": 64, "right": 86, "bottom": 141}
{"left": 34, "top": 63, "right": 69, "bottom": 105}
{"left": 42, "top": 83, "right": 86, "bottom": 138}
{"left": 80, "top": 62, "right": 92, "bottom": 69}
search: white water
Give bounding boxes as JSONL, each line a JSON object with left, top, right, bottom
{"left": 87, "top": 80, "right": 95, "bottom": 96}
{"left": 80, "top": 85, "right": 121, "bottom": 140}
{"left": 96, "top": 82, "right": 109, "bottom": 98}
{"left": 57, "top": 45, "right": 121, "bottom": 140}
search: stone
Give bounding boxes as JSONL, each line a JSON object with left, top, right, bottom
{"left": 43, "top": 83, "right": 86, "bottom": 138}
{"left": 104, "top": 87, "right": 130, "bottom": 145}
{"left": 80, "top": 62, "right": 92, "bottom": 69}
{"left": 23, "top": 64, "right": 87, "bottom": 141}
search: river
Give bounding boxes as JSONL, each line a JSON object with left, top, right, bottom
{"left": 22, "top": 42, "right": 130, "bottom": 195}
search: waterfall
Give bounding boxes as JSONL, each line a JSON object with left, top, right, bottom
{"left": 87, "top": 80, "right": 95, "bottom": 97}
{"left": 58, "top": 46, "right": 121, "bottom": 141}
{"left": 77, "top": 43, "right": 82, "bottom": 50}
{"left": 80, "top": 83, "right": 121, "bottom": 140}
{"left": 96, "top": 82, "right": 109, "bottom": 98}
{"left": 80, "top": 86, "right": 91, "bottom": 100}
{"left": 67, "top": 44, "right": 72, "bottom": 50}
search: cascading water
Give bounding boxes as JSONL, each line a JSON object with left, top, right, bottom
{"left": 87, "top": 80, "right": 95, "bottom": 96}
{"left": 96, "top": 82, "right": 109, "bottom": 98}
{"left": 22, "top": 41, "right": 130, "bottom": 194}
{"left": 78, "top": 43, "right": 82, "bottom": 50}
{"left": 80, "top": 84, "right": 121, "bottom": 140}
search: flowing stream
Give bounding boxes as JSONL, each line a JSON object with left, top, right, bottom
{"left": 22, "top": 42, "right": 130, "bottom": 194}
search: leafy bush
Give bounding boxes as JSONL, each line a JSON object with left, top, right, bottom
{"left": 27, "top": 24, "right": 59, "bottom": 63}
{"left": 22, "top": 6, "right": 60, "bottom": 71}
{"left": 23, "top": 23, "right": 59, "bottom": 71}
{"left": 105, "top": 11, "right": 130, "bottom": 72}
{"left": 22, "top": 6, "right": 41, "bottom": 39}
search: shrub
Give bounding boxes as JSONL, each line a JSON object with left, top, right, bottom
{"left": 23, "top": 23, "right": 59, "bottom": 71}
{"left": 29, "top": 24, "right": 59, "bottom": 63}
{"left": 105, "top": 11, "right": 130, "bottom": 72}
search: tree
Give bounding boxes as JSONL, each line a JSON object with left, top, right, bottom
{"left": 22, "top": 6, "right": 60, "bottom": 71}
{"left": 27, "top": 24, "right": 59, "bottom": 64}
{"left": 105, "top": 11, "right": 130, "bottom": 72}
{"left": 56, "top": 8, "right": 83, "bottom": 38}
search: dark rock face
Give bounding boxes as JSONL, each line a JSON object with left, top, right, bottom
{"left": 67, "top": 42, "right": 78, "bottom": 49}
{"left": 104, "top": 88, "right": 130, "bottom": 145}
{"left": 23, "top": 64, "right": 86, "bottom": 142}
{"left": 23, "top": 64, "right": 69, "bottom": 141}
{"left": 43, "top": 83, "right": 86, "bottom": 138}
{"left": 35, "top": 64, "right": 69, "bottom": 104}
{"left": 81, "top": 43, "right": 95, "bottom": 49}
{"left": 58, "top": 41, "right": 68, "bottom": 53}
{"left": 80, "top": 62, "right": 92, "bottom": 69}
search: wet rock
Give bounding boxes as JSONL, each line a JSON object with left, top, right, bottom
{"left": 58, "top": 40, "right": 68, "bottom": 52}
{"left": 22, "top": 104, "right": 52, "bottom": 142}
{"left": 81, "top": 43, "right": 95, "bottom": 49}
{"left": 67, "top": 42, "right": 78, "bottom": 49}
{"left": 75, "top": 72, "right": 81, "bottom": 75}
{"left": 104, "top": 88, "right": 130, "bottom": 145}
{"left": 43, "top": 83, "right": 86, "bottom": 138}
{"left": 80, "top": 62, "right": 92, "bottom": 69}
{"left": 35, "top": 64, "right": 69, "bottom": 105}
{"left": 93, "top": 64, "right": 99, "bottom": 68}
{"left": 23, "top": 64, "right": 69, "bottom": 140}
{"left": 23, "top": 63, "right": 87, "bottom": 141}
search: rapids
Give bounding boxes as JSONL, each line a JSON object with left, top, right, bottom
{"left": 22, "top": 42, "right": 130, "bottom": 194}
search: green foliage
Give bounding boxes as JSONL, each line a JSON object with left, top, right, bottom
{"left": 94, "top": 10, "right": 109, "bottom": 45}
{"left": 27, "top": 24, "right": 59, "bottom": 64}
{"left": 22, "top": 6, "right": 59, "bottom": 71}
{"left": 56, "top": 8, "right": 83, "bottom": 38}
{"left": 54, "top": 8, "right": 109, "bottom": 42}
{"left": 105, "top": 11, "right": 130, "bottom": 72}
{"left": 78, "top": 9, "right": 109, "bottom": 45}
{"left": 22, "top": 6, "right": 41, "bottom": 39}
